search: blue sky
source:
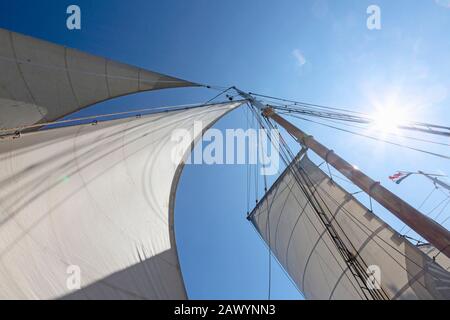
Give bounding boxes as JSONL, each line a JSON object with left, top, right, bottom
{"left": 1, "top": 0, "right": 449, "bottom": 299}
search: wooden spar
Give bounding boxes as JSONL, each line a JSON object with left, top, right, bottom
{"left": 262, "top": 107, "right": 450, "bottom": 260}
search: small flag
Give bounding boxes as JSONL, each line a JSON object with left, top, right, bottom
{"left": 389, "top": 172, "right": 412, "bottom": 185}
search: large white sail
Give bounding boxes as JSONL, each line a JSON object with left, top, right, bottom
{"left": 250, "top": 154, "right": 450, "bottom": 300}
{"left": 0, "top": 28, "right": 198, "bottom": 130}
{"left": 0, "top": 102, "right": 241, "bottom": 299}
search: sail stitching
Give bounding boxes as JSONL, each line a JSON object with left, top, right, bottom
{"left": 8, "top": 31, "right": 47, "bottom": 122}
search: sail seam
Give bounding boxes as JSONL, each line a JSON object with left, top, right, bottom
{"left": 64, "top": 47, "right": 82, "bottom": 111}
{"left": 8, "top": 31, "right": 47, "bottom": 122}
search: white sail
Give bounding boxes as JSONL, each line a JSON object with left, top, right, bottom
{"left": 0, "top": 28, "right": 198, "bottom": 130}
{"left": 0, "top": 102, "right": 241, "bottom": 300}
{"left": 250, "top": 154, "right": 450, "bottom": 300}
{"left": 418, "top": 244, "right": 450, "bottom": 271}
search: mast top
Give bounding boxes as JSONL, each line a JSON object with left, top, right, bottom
{"left": 233, "top": 87, "right": 267, "bottom": 111}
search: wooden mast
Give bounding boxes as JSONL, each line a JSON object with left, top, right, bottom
{"left": 262, "top": 107, "right": 450, "bottom": 259}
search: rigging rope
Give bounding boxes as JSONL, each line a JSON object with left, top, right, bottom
{"left": 0, "top": 100, "right": 246, "bottom": 135}
{"left": 203, "top": 87, "right": 234, "bottom": 105}
{"left": 263, "top": 110, "right": 441, "bottom": 298}
{"left": 280, "top": 113, "right": 450, "bottom": 160}
{"left": 286, "top": 113, "right": 450, "bottom": 147}
{"left": 286, "top": 150, "right": 444, "bottom": 294}
{"left": 245, "top": 104, "right": 251, "bottom": 217}
{"left": 404, "top": 195, "right": 450, "bottom": 236}
{"left": 438, "top": 202, "right": 450, "bottom": 227}
{"left": 248, "top": 222, "right": 306, "bottom": 300}
{"left": 434, "top": 197, "right": 450, "bottom": 222}
{"left": 249, "top": 92, "right": 368, "bottom": 115}
{"left": 258, "top": 116, "right": 272, "bottom": 301}
{"left": 399, "top": 187, "right": 437, "bottom": 234}
{"left": 249, "top": 91, "right": 450, "bottom": 133}
{"left": 266, "top": 121, "right": 372, "bottom": 299}
{"left": 246, "top": 104, "right": 274, "bottom": 300}
{"left": 248, "top": 105, "right": 316, "bottom": 299}
{"left": 254, "top": 110, "right": 387, "bottom": 299}
{"left": 243, "top": 91, "right": 447, "bottom": 299}
{"left": 275, "top": 109, "right": 450, "bottom": 261}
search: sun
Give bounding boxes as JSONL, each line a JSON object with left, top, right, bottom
{"left": 369, "top": 106, "right": 411, "bottom": 133}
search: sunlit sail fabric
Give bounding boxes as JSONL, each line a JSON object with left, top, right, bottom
{"left": 418, "top": 244, "right": 450, "bottom": 272}
{"left": 0, "top": 102, "right": 241, "bottom": 300}
{"left": 250, "top": 154, "right": 450, "bottom": 300}
{"left": 0, "top": 28, "right": 198, "bottom": 130}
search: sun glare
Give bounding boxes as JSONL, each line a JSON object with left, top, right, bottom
{"left": 369, "top": 106, "right": 410, "bottom": 133}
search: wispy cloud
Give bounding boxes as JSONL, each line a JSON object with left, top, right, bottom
{"left": 435, "top": 0, "right": 450, "bottom": 8}
{"left": 292, "top": 49, "right": 306, "bottom": 67}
